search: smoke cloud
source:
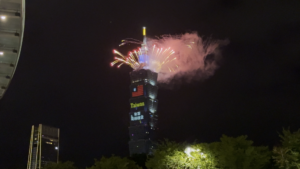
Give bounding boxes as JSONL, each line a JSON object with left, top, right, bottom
{"left": 147, "top": 33, "right": 228, "bottom": 84}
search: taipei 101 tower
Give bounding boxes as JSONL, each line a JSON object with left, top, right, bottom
{"left": 128, "top": 27, "right": 158, "bottom": 155}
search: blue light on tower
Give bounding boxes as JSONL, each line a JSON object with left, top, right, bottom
{"left": 139, "top": 27, "right": 149, "bottom": 69}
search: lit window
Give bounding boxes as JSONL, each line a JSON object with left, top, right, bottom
{"left": 141, "top": 115, "right": 144, "bottom": 119}
{"left": 46, "top": 142, "right": 53, "bottom": 145}
{"left": 137, "top": 112, "right": 140, "bottom": 115}
{"left": 134, "top": 112, "right": 137, "bottom": 116}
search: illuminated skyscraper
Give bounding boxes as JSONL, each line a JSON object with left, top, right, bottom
{"left": 27, "top": 124, "right": 60, "bottom": 169}
{"left": 128, "top": 69, "right": 158, "bottom": 155}
{"left": 128, "top": 27, "right": 159, "bottom": 155}
{"left": 0, "top": 0, "right": 25, "bottom": 99}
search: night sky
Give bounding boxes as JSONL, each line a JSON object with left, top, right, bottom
{"left": 1, "top": 0, "right": 300, "bottom": 168}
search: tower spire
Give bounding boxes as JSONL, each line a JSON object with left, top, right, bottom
{"left": 139, "top": 27, "right": 148, "bottom": 68}
{"left": 142, "top": 27, "right": 147, "bottom": 53}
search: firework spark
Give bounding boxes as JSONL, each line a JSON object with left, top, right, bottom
{"left": 110, "top": 49, "right": 141, "bottom": 69}
{"left": 110, "top": 28, "right": 226, "bottom": 84}
{"left": 111, "top": 45, "right": 177, "bottom": 72}
{"left": 111, "top": 27, "right": 179, "bottom": 73}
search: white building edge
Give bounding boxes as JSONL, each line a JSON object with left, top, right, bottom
{"left": 0, "top": 0, "right": 25, "bottom": 99}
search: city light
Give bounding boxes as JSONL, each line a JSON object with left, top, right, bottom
{"left": 55, "top": 146, "right": 58, "bottom": 150}
{"left": 0, "top": 52, "right": 3, "bottom": 55}
{"left": 1, "top": 16, "right": 6, "bottom": 20}
{"left": 184, "top": 147, "right": 200, "bottom": 158}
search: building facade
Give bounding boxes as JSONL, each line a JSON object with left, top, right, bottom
{"left": 0, "top": 0, "right": 25, "bottom": 99}
{"left": 128, "top": 69, "right": 158, "bottom": 155}
{"left": 27, "top": 124, "right": 60, "bottom": 169}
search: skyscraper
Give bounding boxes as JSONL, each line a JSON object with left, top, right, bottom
{"left": 127, "top": 27, "right": 159, "bottom": 155}
{"left": 27, "top": 124, "right": 60, "bottom": 169}
{"left": 128, "top": 68, "right": 158, "bottom": 155}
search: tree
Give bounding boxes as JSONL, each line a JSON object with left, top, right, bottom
{"left": 146, "top": 139, "right": 218, "bottom": 169}
{"left": 211, "top": 135, "right": 271, "bottom": 169}
{"left": 130, "top": 153, "right": 147, "bottom": 169}
{"left": 273, "top": 129, "right": 300, "bottom": 169}
{"left": 43, "top": 161, "right": 77, "bottom": 169}
{"left": 145, "top": 139, "right": 188, "bottom": 169}
{"left": 87, "top": 155, "right": 142, "bottom": 169}
{"left": 187, "top": 143, "right": 218, "bottom": 169}
{"left": 273, "top": 146, "right": 299, "bottom": 169}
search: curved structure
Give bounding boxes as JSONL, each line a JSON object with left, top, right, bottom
{"left": 0, "top": 0, "right": 25, "bottom": 99}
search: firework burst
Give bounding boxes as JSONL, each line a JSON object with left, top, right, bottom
{"left": 111, "top": 27, "right": 180, "bottom": 73}
{"left": 110, "top": 49, "right": 142, "bottom": 69}
{"left": 111, "top": 45, "right": 178, "bottom": 73}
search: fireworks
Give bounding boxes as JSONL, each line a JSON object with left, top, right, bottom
{"left": 111, "top": 27, "right": 181, "bottom": 73}
{"left": 111, "top": 45, "right": 177, "bottom": 72}
{"left": 110, "top": 49, "right": 142, "bottom": 69}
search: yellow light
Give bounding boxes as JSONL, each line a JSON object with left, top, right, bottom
{"left": 143, "top": 27, "right": 146, "bottom": 36}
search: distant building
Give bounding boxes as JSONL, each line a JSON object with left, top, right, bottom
{"left": 128, "top": 69, "right": 158, "bottom": 155}
{"left": 0, "top": 0, "right": 26, "bottom": 99}
{"left": 27, "top": 124, "right": 60, "bottom": 169}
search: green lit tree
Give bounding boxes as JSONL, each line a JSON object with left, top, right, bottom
{"left": 87, "top": 155, "right": 142, "bottom": 169}
{"left": 145, "top": 139, "right": 218, "bottom": 169}
{"left": 185, "top": 143, "right": 218, "bottom": 169}
{"left": 273, "top": 129, "right": 300, "bottom": 169}
{"left": 145, "top": 139, "right": 187, "bottom": 169}
{"left": 43, "top": 161, "right": 77, "bottom": 169}
{"left": 211, "top": 135, "right": 271, "bottom": 169}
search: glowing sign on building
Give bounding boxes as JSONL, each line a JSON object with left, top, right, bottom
{"left": 132, "top": 85, "right": 144, "bottom": 97}
{"left": 131, "top": 102, "right": 145, "bottom": 108}
{"left": 131, "top": 111, "right": 144, "bottom": 121}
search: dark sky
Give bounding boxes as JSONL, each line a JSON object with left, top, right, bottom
{"left": 1, "top": 0, "right": 300, "bottom": 168}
